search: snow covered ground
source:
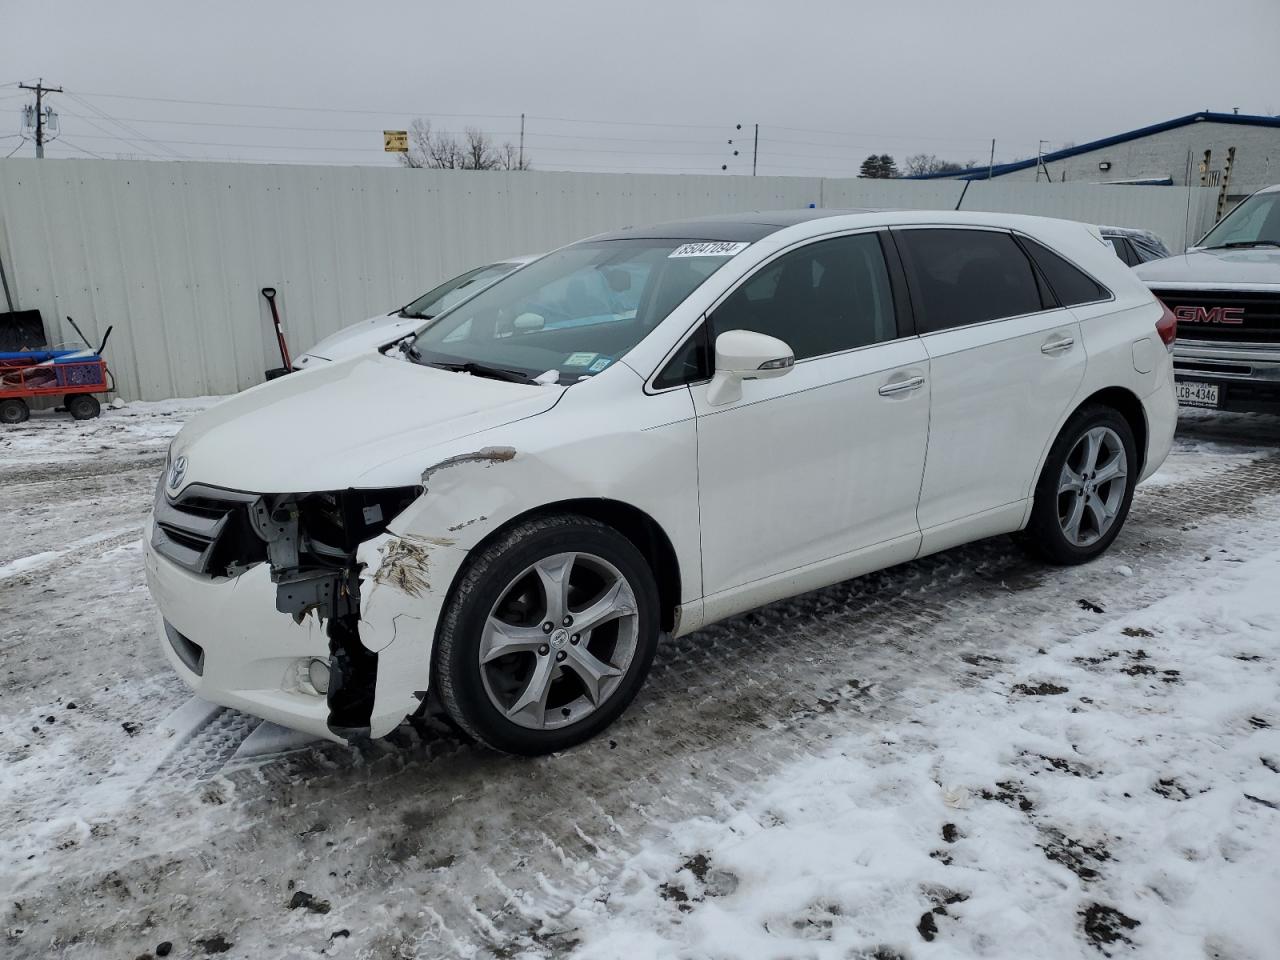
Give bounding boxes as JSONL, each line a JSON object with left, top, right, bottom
{"left": 1, "top": 401, "right": 1279, "bottom": 960}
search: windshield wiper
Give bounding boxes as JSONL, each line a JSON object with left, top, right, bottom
{"left": 1205, "top": 240, "right": 1280, "bottom": 250}
{"left": 426, "top": 360, "right": 537, "bottom": 384}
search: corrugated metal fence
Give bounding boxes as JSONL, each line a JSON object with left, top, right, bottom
{"left": 0, "top": 159, "right": 1219, "bottom": 400}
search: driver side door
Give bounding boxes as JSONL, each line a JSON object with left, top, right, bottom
{"left": 682, "top": 232, "right": 931, "bottom": 618}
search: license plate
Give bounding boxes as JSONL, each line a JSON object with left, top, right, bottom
{"left": 1175, "top": 380, "right": 1220, "bottom": 408}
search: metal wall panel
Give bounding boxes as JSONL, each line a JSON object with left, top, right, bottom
{"left": 0, "top": 158, "right": 1218, "bottom": 400}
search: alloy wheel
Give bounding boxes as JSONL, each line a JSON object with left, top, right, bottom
{"left": 478, "top": 551, "right": 639, "bottom": 730}
{"left": 1057, "top": 425, "right": 1128, "bottom": 547}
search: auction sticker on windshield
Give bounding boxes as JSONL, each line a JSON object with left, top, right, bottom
{"left": 669, "top": 241, "right": 750, "bottom": 258}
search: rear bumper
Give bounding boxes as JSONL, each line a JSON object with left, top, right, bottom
{"left": 1141, "top": 373, "right": 1178, "bottom": 483}
{"left": 1173, "top": 339, "right": 1280, "bottom": 413}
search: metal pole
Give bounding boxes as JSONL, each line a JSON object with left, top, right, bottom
{"left": 518, "top": 113, "right": 525, "bottom": 170}
{"left": 34, "top": 79, "right": 44, "bottom": 159}
{"left": 752, "top": 123, "right": 758, "bottom": 176}
{"left": 0, "top": 245, "right": 15, "bottom": 313}
{"left": 987, "top": 138, "right": 995, "bottom": 180}
{"left": 18, "top": 78, "right": 62, "bottom": 159}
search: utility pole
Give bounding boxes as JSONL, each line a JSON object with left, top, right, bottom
{"left": 18, "top": 78, "right": 63, "bottom": 158}
{"left": 987, "top": 138, "right": 995, "bottom": 180}
{"left": 518, "top": 113, "right": 525, "bottom": 170}
{"left": 752, "top": 123, "right": 758, "bottom": 176}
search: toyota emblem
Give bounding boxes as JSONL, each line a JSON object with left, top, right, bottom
{"left": 167, "top": 455, "right": 188, "bottom": 490}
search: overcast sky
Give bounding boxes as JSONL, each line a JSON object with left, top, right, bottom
{"left": 3, "top": 0, "right": 1278, "bottom": 175}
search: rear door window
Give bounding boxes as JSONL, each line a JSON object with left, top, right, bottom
{"left": 893, "top": 229, "right": 1044, "bottom": 333}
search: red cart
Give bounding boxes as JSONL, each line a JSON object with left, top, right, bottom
{"left": 0, "top": 321, "right": 114, "bottom": 424}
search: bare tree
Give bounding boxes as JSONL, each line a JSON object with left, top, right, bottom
{"left": 498, "top": 141, "right": 531, "bottom": 171}
{"left": 463, "top": 127, "right": 494, "bottom": 170}
{"left": 399, "top": 118, "right": 530, "bottom": 170}
{"left": 904, "top": 153, "right": 977, "bottom": 176}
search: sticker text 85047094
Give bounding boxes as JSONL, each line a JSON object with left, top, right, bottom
{"left": 668, "top": 241, "right": 750, "bottom": 259}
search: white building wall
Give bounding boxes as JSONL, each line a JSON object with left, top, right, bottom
{"left": 0, "top": 158, "right": 1218, "bottom": 400}
{"left": 993, "top": 120, "right": 1280, "bottom": 196}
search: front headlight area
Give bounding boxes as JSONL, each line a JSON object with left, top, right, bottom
{"left": 254, "top": 485, "right": 423, "bottom": 621}
{"left": 167, "top": 483, "right": 421, "bottom": 739}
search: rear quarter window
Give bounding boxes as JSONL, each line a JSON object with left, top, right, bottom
{"left": 1020, "top": 236, "right": 1111, "bottom": 306}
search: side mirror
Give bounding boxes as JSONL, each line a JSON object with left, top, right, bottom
{"left": 706, "top": 329, "right": 794, "bottom": 405}
{"left": 513, "top": 312, "right": 546, "bottom": 332}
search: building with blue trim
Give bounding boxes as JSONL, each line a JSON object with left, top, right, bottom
{"left": 908, "top": 112, "right": 1280, "bottom": 199}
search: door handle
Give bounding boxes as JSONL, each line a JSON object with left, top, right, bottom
{"left": 878, "top": 375, "right": 925, "bottom": 397}
{"left": 1041, "top": 336, "right": 1075, "bottom": 355}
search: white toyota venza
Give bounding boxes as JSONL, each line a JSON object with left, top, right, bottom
{"left": 145, "top": 210, "right": 1178, "bottom": 755}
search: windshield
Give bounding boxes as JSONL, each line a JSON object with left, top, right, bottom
{"left": 401, "top": 261, "right": 524, "bottom": 319}
{"left": 1198, "top": 191, "right": 1280, "bottom": 249}
{"left": 409, "top": 238, "right": 742, "bottom": 384}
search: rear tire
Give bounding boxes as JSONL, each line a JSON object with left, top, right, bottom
{"left": 1022, "top": 404, "right": 1137, "bottom": 565}
{"left": 435, "top": 514, "right": 660, "bottom": 756}
{"left": 66, "top": 394, "right": 101, "bottom": 420}
{"left": 0, "top": 398, "right": 30, "bottom": 424}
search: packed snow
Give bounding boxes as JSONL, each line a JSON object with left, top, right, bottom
{"left": 1, "top": 400, "right": 1278, "bottom": 959}
{"left": 568, "top": 550, "right": 1280, "bottom": 960}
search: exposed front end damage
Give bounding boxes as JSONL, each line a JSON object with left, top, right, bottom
{"left": 253, "top": 485, "right": 425, "bottom": 739}
{"left": 147, "top": 446, "right": 521, "bottom": 743}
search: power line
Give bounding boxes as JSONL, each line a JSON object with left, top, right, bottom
{"left": 60, "top": 105, "right": 171, "bottom": 160}
{"left": 57, "top": 137, "right": 106, "bottom": 159}
{"left": 76, "top": 89, "right": 525, "bottom": 119}
{"left": 64, "top": 92, "right": 187, "bottom": 159}
{"left": 54, "top": 110, "right": 732, "bottom": 147}
{"left": 61, "top": 130, "right": 743, "bottom": 162}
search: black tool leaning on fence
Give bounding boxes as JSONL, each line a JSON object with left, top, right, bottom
{"left": 261, "top": 287, "right": 293, "bottom": 380}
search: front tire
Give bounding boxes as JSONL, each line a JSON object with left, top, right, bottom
{"left": 1023, "top": 404, "right": 1137, "bottom": 565}
{"left": 435, "top": 514, "right": 660, "bottom": 755}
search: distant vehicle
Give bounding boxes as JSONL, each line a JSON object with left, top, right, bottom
{"left": 290, "top": 256, "right": 536, "bottom": 370}
{"left": 1135, "top": 184, "right": 1280, "bottom": 412}
{"left": 146, "top": 209, "right": 1175, "bottom": 756}
{"left": 1099, "top": 226, "right": 1171, "bottom": 266}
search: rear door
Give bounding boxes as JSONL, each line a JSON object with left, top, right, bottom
{"left": 892, "top": 227, "right": 1086, "bottom": 545}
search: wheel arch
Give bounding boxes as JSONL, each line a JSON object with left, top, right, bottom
{"left": 1072, "top": 386, "right": 1148, "bottom": 477}
{"left": 1025, "top": 385, "right": 1149, "bottom": 523}
{"left": 441, "top": 497, "right": 683, "bottom": 634}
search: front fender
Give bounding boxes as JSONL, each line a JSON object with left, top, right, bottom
{"left": 354, "top": 373, "right": 699, "bottom": 735}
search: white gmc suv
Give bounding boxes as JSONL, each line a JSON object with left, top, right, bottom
{"left": 144, "top": 209, "right": 1177, "bottom": 756}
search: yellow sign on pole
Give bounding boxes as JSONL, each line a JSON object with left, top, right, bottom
{"left": 383, "top": 130, "right": 409, "bottom": 152}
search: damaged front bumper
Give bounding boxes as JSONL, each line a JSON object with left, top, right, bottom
{"left": 142, "top": 508, "right": 469, "bottom": 743}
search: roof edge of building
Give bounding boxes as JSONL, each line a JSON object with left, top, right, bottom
{"left": 906, "top": 111, "right": 1280, "bottom": 181}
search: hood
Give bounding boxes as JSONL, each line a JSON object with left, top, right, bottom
{"left": 170, "top": 353, "right": 563, "bottom": 493}
{"left": 295, "top": 312, "right": 421, "bottom": 365}
{"left": 1135, "top": 247, "right": 1280, "bottom": 288}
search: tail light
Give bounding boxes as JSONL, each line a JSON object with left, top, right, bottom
{"left": 1155, "top": 298, "right": 1177, "bottom": 351}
